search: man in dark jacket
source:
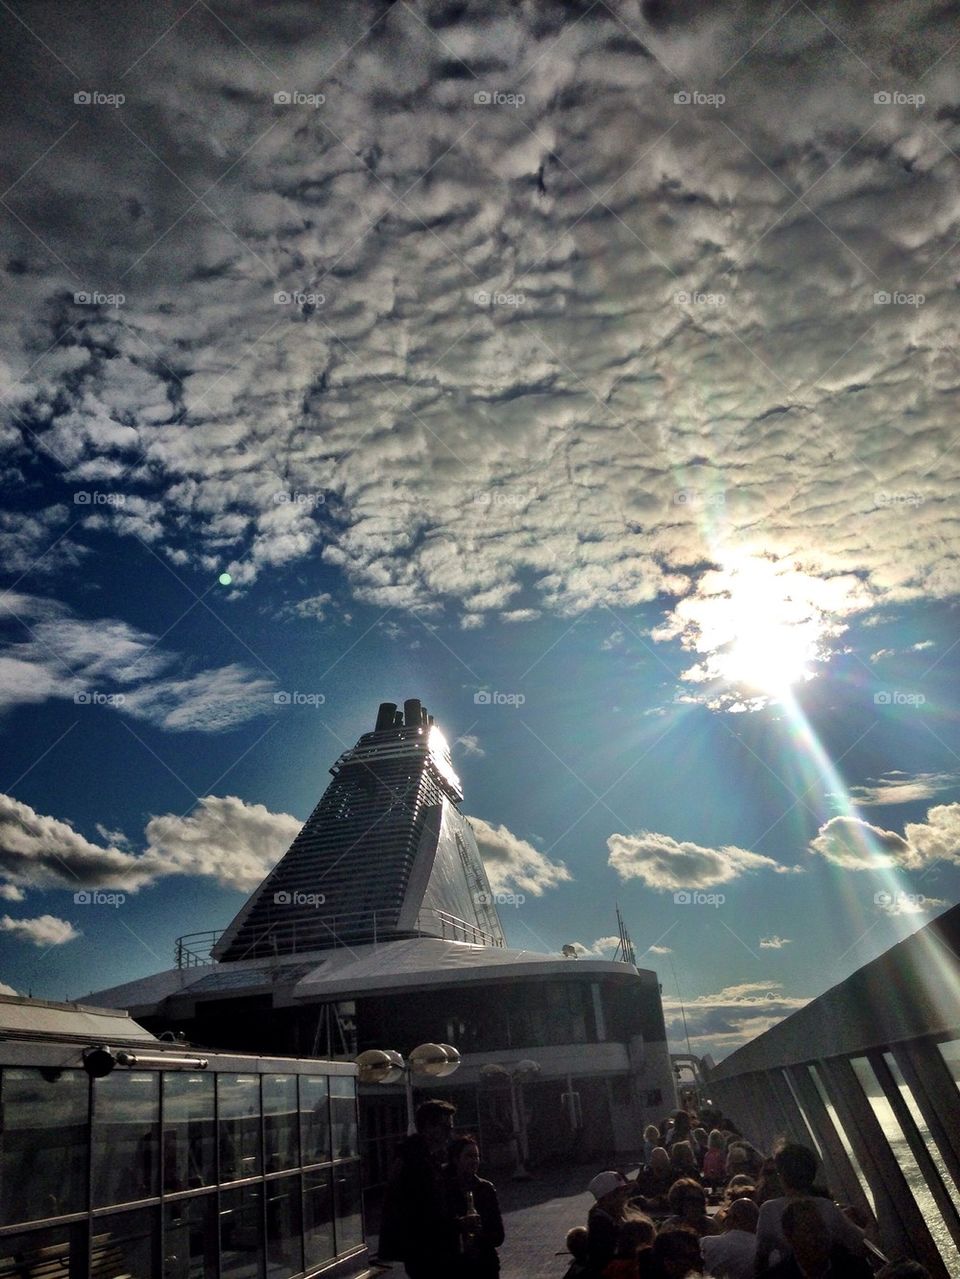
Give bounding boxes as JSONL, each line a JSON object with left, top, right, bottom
{"left": 379, "top": 1099, "right": 458, "bottom": 1279}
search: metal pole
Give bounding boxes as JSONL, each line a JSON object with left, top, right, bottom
{"left": 405, "top": 1069, "right": 416, "bottom": 1135}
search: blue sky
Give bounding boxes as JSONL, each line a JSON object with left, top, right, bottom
{"left": 1, "top": 0, "right": 960, "bottom": 1059}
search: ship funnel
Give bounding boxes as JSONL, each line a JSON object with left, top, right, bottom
{"left": 404, "top": 698, "right": 423, "bottom": 727}
{"left": 375, "top": 702, "right": 397, "bottom": 731}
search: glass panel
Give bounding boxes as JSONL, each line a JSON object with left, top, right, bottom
{"left": 266, "top": 1174, "right": 304, "bottom": 1278}
{"left": 91, "top": 1206, "right": 156, "bottom": 1278}
{"left": 163, "top": 1072, "right": 215, "bottom": 1192}
{"left": 851, "top": 1056, "right": 960, "bottom": 1278}
{"left": 263, "top": 1075, "right": 299, "bottom": 1173}
{"left": 220, "top": 1183, "right": 264, "bottom": 1279}
{"left": 92, "top": 1071, "right": 160, "bottom": 1207}
{"left": 938, "top": 1039, "right": 960, "bottom": 1089}
{"left": 807, "top": 1064, "right": 875, "bottom": 1213}
{"left": 299, "top": 1076, "right": 330, "bottom": 1166}
{"left": 780, "top": 1068, "right": 822, "bottom": 1156}
{"left": 164, "top": 1193, "right": 218, "bottom": 1279}
{"left": 333, "top": 1161, "right": 363, "bottom": 1254}
{"left": 0, "top": 1224, "right": 73, "bottom": 1277}
{"left": 219, "top": 1074, "right": 262, "bottom": 1182}
{"left": 330, "top": 1077, "right": 358, "bottom": 1160}
{"left": 885, "top": 1052, "right": 960, "bottom": 1217}
{"left": 0, "top": 1068, "right": 88, "bottom": 1223}
{"left": 303, "top": 1169, "right": 335, "bottom": 1266}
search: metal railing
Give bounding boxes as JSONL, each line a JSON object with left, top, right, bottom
{"left": 174, "top": 906, "right": 503, "bottom": 969}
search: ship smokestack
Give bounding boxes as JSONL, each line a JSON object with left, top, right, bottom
{"left": 404, "top": 698, "right": 423, "bottom": 727}
{"left": 375, "top": 702, "right": 397, "bottom": 731}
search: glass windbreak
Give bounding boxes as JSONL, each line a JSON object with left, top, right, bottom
{"left": 938, "top": 1039, "right": 960, "bottom": 1089}
{"left": 884, "top": 1052, "right": 960, "bottom": 1217}
{"left": 303, "top": 1169, "right": 335, "bottom": 1267}
{"left": 263, "top": 1074, "right": 299, "bottom": 1172}
{"left": 219, "top": 1074, "right": 262, "bottom": 1182}
{"left": 851, "top": 1056, "right": 960, "bottom": 1278}
{"left": 333, "top": 1161, "right": 363, "bottom": 1253}
{"left": 780, "top": 1068, "right": 823, "bottom": 1157}
{"left": 0, "top": 1067, "right": 88, "bottom": 1223}
{"left": 300, "top": 1075, "right": 330, "bottom": 1165}
{"left": 92, "top": 1071, "right": 160, "bottom": 1207}
{"left": 0, "top": 1224, "right": 73, "bottom": 1275}
{"left": 807, "top": 1064, "right": 875, "bottom": 1213}
{"left": 330, "top": 1076, "right": 358, "bottom": 1160}
{"left": 163, "top": 1072, "right": 215, "bottom": 1192}
{"left": 266, "top": 1174, "right": 304, "bottom": 1278}
{"left": 91, "top": 1207, "right": 157, "bottom": 1278}
{"left": 220, "top": 1183, "right": 264, "bottom": 1279}
{"left": 164, "top": 1194, "right": 218, "bottom": 1279}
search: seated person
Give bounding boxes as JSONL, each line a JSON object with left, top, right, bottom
{"left": 640, "top": 1226, "right": 704, "bottom": 1278}
{"left": 636, "top": 1148, "right": 676, "bottom": 1204}
{"left": 662, "top": 1178, "right": 721, "bottom": 1238}
{"left": 702, "top": 1197, "right": 759, "bottom": 1279}
{"left": 670, "top": 1140, "right": 701, "bottom": 1180}
{"left": 755, "top": 1145, "right": 865, "bottom": 1272}
{"left": 764, "top": 1199, "right": 871, "bottom": 1278}
{"left": 562, "top": 1226, "right": 590, "bottom": 1279}
{"left": 604, "top": 1216, "right": 657, "bottom": 1279}
{"left": 703, "top": 1130, "right": 729, "bottom": 1187}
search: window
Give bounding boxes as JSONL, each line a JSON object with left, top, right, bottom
{"left": 220, "top": 1183, "right": 264, "bottom": 1279}
{"left": 263, "top": 1075, "right": 299, "bottom": 1173}
{"left": 266, "top": 1174, "right": 303, "bottom": 1278}
{"left": 330, "top": 1077, "right": 358, "bottom": 1160}
{"left": 884, "top": 1052, "right": 960, "bottom": 1217}
{"left": 163, "top": 1072, "right": 215, "bottom": 1192}
{"left": 303, "top": 1169, "right": 334, "bottom": 1267}
{"left": 807, "top": 1063, "right": 875, "bottom": 1213}
{"left": 300, "top": 1076, "right": 330, "bottom": 1165}
{"left": 851, "top": 1056, "right": 959, "bottom": 1278}
{"left": 92, "top": 1071, "right": 160, "bottom": 1207}
{"left": 164, "top": 1194, "right": 218, "bottom": 1279}
{"left": 0, "top": 1223, "right": 74, "bottom": 1275}
{"left": 0, "top": 1067, "right": 88, "bottom": 1223}
{"left": 219, "top": 1074, "right": 262, "bottom": 1182}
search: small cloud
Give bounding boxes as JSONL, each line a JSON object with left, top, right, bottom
{"left": 0, "top": 914, "right": 80, "bottom": 947}
{"left": 467, "top": 815, "right": 571, "bottom": 897}
{"left": 608, "top": 830, "right": 799, "bottom": 891}
{"left": 912, "top": 640, "right": 935, "bottom": 651}
{"left": 281, "top": 593, "right": 332, "bottom": 621}
{"left": 648, "top": 944, "right": 673, "bottom": 954}
{"left": 501, "top": 609, "right": 540, "bottom": 623}
{"left": 95, "top": 824, "right": 131, "bottom": 847}
{"left": 601, "top": 629, "right": 625, "bottom": 651}
{"left": 0, "top": 884, "right": 25, "bottom": 901}
{"left": 456, "top": 733, "right": 485, "bottom": 757}
{"left": 460, "top": 614, "right": 485, "bottom": 630}
{"left": 0, "top": 980, "right": 18, "bottom": 995}
{"left": 849, "top": 772, "right": 956, "bottom": 807}
{"left": 759, "top": 935, "right": 792, "bottom": 949}
{"left": 809, "top": 815, "right": 915, "bottom": 870}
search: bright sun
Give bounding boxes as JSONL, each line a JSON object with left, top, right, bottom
{"left": 673, "top": 554, "right": 843, "bottom": 702}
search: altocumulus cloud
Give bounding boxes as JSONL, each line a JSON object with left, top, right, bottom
{"left": 607, "top": 831, "right": 800, "bottom": 891}
{"left": 662, "top": 982, "right": 810, "bottom": 1057}
{"left": 5, "top": 2, "right": 960, "bottom": 636}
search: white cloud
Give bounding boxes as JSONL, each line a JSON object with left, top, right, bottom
{"left": 467, "top": 815, "right": 571, "bottom": 897}
{"left": 607, "top": 830, "right": 799, "bottom": 891}
{"left": 0, "top": 981, "right": 18, "bottom": 996}
{"left": 759, "top": 935, "right": 792, "bottom": 949}
{"left": 647, "top": 944, "right": 673, "bottom": 954}
{"left": 572, "top": 935, "right": 623, "bottom": 958}
{"left": 662, "top": 982, "right": 810, "bottom": 1058}
{"left": 0, "top": 884, "right": 24, "bottom": 901}
{"left": 456, "top": 733, "right": 485, "bottom": 757}
{"left": 121, "top": 664, "right": 277, "bottom": 733}
{"left": 0, "top": 914, "right": 80, "bottom": 947}
{"left": 143, "top": 796, "right": 303, "bottom": 892}
{"left": 849, "top": 772, "right": 957, "bottom": 807}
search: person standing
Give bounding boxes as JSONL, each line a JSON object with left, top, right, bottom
{"left": 445, "top": 1136, "right": 504, "bottom": 1279}
{"left": 379, "top": 1099, "right": 459, "bottom": 1279}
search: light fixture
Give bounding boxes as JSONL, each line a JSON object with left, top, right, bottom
{"left": 115, "top": 1050, "right": 208, "bottom": 1069}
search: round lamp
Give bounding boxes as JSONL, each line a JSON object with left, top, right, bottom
{"left": 408, "top": 1042, "right": 451, "bottom": 1077}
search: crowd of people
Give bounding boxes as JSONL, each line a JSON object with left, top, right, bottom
{"left": 378, "top": 1098, "right": 931, "bottom": 1279}
{"left": 568, "top": 1108, "right": 927, "bottom": 1279}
